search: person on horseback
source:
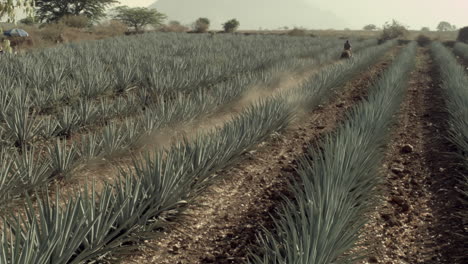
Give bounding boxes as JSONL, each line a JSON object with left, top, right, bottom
{"left": 344, "top": 40, "right": 352, "bottom": 51}
{"left": 341, "top": 40, "right": 352, "bottom": 59}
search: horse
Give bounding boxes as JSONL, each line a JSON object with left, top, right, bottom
{"left": 340, "top": 50, "right": 352, "bottom": 59}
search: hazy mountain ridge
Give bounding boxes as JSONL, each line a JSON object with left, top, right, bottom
{"left": 150, "top": 0, "right": 346, "bottom": 30}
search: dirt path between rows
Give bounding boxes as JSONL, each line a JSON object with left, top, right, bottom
{"left": 54, "top": 58, "right": 345, "bottom": 196}
{"left": 111, "top": 48, "right": 401, "bottom": 264}
{"left": 359, "top": 48, "right": 466, "bottom": 264}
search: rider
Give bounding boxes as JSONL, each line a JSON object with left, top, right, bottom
{"left": 344, "top": 40, "right": 352, "bottom": 51}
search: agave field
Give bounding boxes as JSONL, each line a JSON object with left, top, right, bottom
{"left": 0, "top": 32, "right": 466, "bottom": 264}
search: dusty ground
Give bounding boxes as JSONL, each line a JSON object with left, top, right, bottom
{"left": 111, "top": 48, "right": 399, "bottom": 264}
{"left": 359, "top": 48, "right": 466, "bottom": 264}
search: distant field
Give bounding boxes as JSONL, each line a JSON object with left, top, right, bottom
{"left": 0, "top": 32, "right": 466, "bottom": 264}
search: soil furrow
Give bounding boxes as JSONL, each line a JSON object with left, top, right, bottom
{"left": 359, "top": 48, "right": 465, "bottom": 264}
{"left": 56, "top": 58, "right": 345, "bottom": 194}
{"left": 112, "top": 47, "right": 400, "bottom": 264}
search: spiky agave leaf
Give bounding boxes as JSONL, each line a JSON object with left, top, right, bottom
{"left": 3, "top": 106, "right": 42, "bottom": 148}
{"left": 0, "top": 151, "right": 18, "bottom": 206}
{"left": 13, "top": 147, "right": 52, "bottom": 187}
{"left": 453, "top": 42, "right": 468, "bottom": 61}
{"left": 73, "top": 98, "right": 99, "bottom": 126}
{"left": 78, "top": 133, "right": 103, "bottom": 160}
{"left": 249, "top": 43, "right": 417, "bottom": 264}
{"left": 56, "top": 106, "right": 80, "bottom": 137}
{"left": 47, "top": 139, "right": 78, "bottom": 179}
{"left": 431, "top": 42, "right": 468, "bottom": 245}
{"left": 1, "top": 192, "right": 93, "bottom": 264}
{"left": 101, "top": 123, "right": 130, "bottom": 156}
{"left": 40, "top": 116, "right": 59, "bottom": 140}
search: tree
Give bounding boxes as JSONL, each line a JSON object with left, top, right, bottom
{"left": 59, "top": 15, "right": 89, "bottom": 28}
{"left": 222, "top": 19, "right": 239, "bottom": 33}
{"left": 457, "top": 27, "right": 468, "bottom": 43}
{"left": 35, "top": 0, "right": 118, "bottom": 23}
{"left": 0, "top": 0, "right": 35, "bottom": 23}
{"left": 421, "top": 27, "right": 430, "bottom": 32}
{"left": 19, "top": 16, "right": 37, "bottom": 25}
{"left": 437, "top": 21, "right": 456, "bottom": 31}
{"left": 160, "top": 20, "right": 188, "bottom": 32}
{"left": 380, "top": 20, "right": 409, "bottom": 41}
{"left": 194, "top": 17, "right": 210, "bottom": 33}
{"left": 363, "top": 24, "right": 377, "bottom": 31}
{"left": 113, "top": 6, "right": 167, "bottom": 32}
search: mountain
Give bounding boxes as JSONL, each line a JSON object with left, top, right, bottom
{"left": 150, "top": 0, "right": 346, "bottom": 30}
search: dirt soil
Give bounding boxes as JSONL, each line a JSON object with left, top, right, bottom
{"left": 111, "top": 48, "right": 400, "bottom": 264}
{"left": 359, "top": 48, "right": 466, "bottom": 264}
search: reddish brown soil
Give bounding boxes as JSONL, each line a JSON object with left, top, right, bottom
{"left": 359, "top": 48, "right": 466, "bottom": 264}
{"left": 111, "top": 48, "right": 400, "bottom": 264}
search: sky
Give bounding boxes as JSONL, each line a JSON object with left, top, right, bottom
{"left": 308, "top": 0, "right": 468, "bottom": 30}
{"left": 117, "top": 0, "right": 467, "bottom": 30}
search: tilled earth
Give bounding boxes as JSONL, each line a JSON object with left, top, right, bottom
{"left": 112, "top": 48, "right": 400, "bottom": 264}
{"left": 359, "top": 48, "right": 466, "bottom": 264}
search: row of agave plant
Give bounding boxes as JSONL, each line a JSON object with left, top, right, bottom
{"left": 0, "top": 40, "right": 396, "bottom": 263}
{"left": 431, "top": 42, "right": 468, "bottom": 256}
{"left": 453, "top": 41, "right": 468, "bottom": 61}
{"left": 0, "top": 37, "right": 378, "bottom": 149}
{"left": 249, "top": 42, "right": 417, "bottom": 264}
{"left": 0, "top": 36, "right": 379, "bottom": 207}
{"left": 0, "top": 34, "right": 354, "bottom": 115}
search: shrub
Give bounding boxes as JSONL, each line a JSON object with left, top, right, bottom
{"left": 416, "top": 34, "right": 432, "bottom": 46}
{"left": 380, "top": 20, "right": 409, "bottom": 41}
{"left": 160, "top": 20, "right": 188, "bottom": 32}
{"left": 457, "top": 26, "right": 468, "bottom": 43}
{"left": 19, "top": 17, "right": 36, "bottom": 26}
{"left": 421, "top": 27, "right": 430, "bottom": 32}
{"left": 363, "top": 24, "right": 377, "bottom": 31}
{"left": 59, "top": 15, "right": 89, "bottom": 29}
{"left": 40, "top": 23, "right": 67, "bottom": 42}
{"left": 194, "top": 17, "right": 210, "bottom": 33}
{"left": 287, "top": 28, "right": 306, "bottom": 36}
{"left": 222, "top": 19, "right": 240, "bottom": 33}
{"left": 92, "top": 20, "right": 128, "bottom": 37}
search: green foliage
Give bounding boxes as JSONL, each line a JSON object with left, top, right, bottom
{"left": 457, "top": 26, "right": 468, "bottom": 43}
{"left": 287, "top": 28, "right": 306, "bottom": 36}
{"left": 416, "top": 34, "right": 432, "bottom": 47}
{"left": 92, "top": 19, "right": 128, "bottom": 37}
{"left": 113, "top": 6, "right": 167, "bottom": 32}
{"left": 437, "top": 21, "right": 457, "bottom": 31}
{"left": 249, "top": 42, "right": 416, "bottom": 264}
{"left": 19, "top": 16, "right": 37, "bottom": 25}
{"left": 160, "top": 20, "right": 188, "bottom": 32}
{"left": 431, "top": 43, "right": 468, "bottom": 258}
{"left": 35, "top": 0, "right": 118, "bottom": 23}
{"left": 453, "top": 42, "right": 468, "bottom": 60}
{"left": 363, "top": 24, "right": 377, "bottom": 31}
{"left": 194, "top": 17, "right": 210, "bottom": 33}
{"left": 223, "top": 18, "right": 240, "bottom": 33}
{"left": 421, "top": 27, "right": 430, "bottom": 32}
{"left": 380, "top": 20, "right": 409, "bottom": 41}
{"left": 59, "top": 15, "right": 89, "bottom": 28}
{"left": 48, "top": 139, "right": 78, "bottom": 179}
{"left": 0, "top": 0, "right": 35, "bottom": 23}
{"left": 0, "top": 33, "right": 384, "bottom": 262}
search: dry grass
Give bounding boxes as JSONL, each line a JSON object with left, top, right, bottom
{"left": 238, "top": 29, "right": 458, "bottom": 42}
{"left": 0, "top": 21, "right": 129, "bottom": 52}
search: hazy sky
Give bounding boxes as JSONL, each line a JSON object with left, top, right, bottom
{"left": 117, "top": 0, "right": 467, "bottom": 30}
{"left": 310, "top": 0, "right": 467, "bottom": 29}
